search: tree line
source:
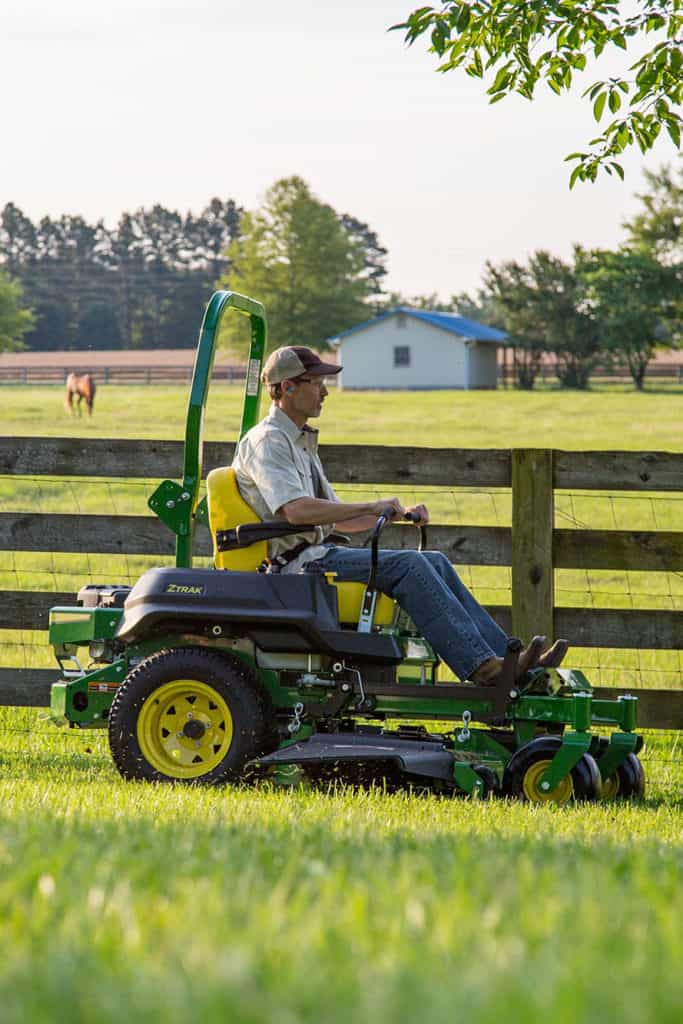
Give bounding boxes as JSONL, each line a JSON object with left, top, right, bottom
{"left": 452, "top": 165, "right": 682, "bottom": 389}
{"left": 0, "top": 198, "right": 241, "bottom": 350}
{"left": 0, "top": 185, "right": 387, "bottom": 354}
{"left": 0, "top": 167, "right": 681, "bottom": 389}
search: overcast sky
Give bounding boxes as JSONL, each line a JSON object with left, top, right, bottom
{"left": 1, "top": 0, "right": 676, "bottom": 299}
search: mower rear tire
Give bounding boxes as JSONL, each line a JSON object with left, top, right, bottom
{"left": 502, "top": 736, "right": 602, "bottom": 804}
{"left": 108, "top": 646, "right": 274, "bottom": 784}
{"left": 601, "top": 753, "right": 645, "bottom": 800}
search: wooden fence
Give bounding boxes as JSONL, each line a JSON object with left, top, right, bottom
{"left": 1, "top": 438, "right": 682, "bottom": 727}
{"left": 0, "top": 365, "right": 246, "bottom": 385}
{"left": 3, "top": 364, "right": 682, "bottom": 387}
{"left": 499, "top": 362, "right": 683, "bottom": 385}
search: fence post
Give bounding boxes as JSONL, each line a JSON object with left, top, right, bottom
{"left": 511, "top": 449, "right": 554, "bottom": 643}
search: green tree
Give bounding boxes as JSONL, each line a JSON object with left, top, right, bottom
{"left": 219, "top": 177, "right": 382, "bottom": 352}
{"left": 27, "top": 301, "right": 71, "bottom": 351}
{"left": 480, "top": 251, "right": 601, "bottom": 388}
{"left": 479, "top": 261, "right": 548, "bottom": 389}
{"left": 623, "top": 161, "right": 683, "bottom": 344}
{"left": 0, "top": 272, "right": 33, "bottom": 351}
{"left": 75, "top": 301, "right": 123, "bottom": 349}
{"left": 625, "top": 162, "right": 683, "bottom": 264}
{"left": 576, "top": 246, "right": 679, "bottom": 388}
{"left": 395, "top": 2, "right": 682, "bottom": 185}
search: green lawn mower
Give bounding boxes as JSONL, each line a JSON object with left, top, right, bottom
{"left": 48, "top": 291, "right": 645, "bottom": 803}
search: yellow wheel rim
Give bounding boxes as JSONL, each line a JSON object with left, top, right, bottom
{"left": 137, "top": 679, "right": 233, "bottom": 779}
{"left": 522, "top": 759, "right": 574, "bottom": 804}
{"left": 601, "top": 774, "right": 620, "bottom": 800}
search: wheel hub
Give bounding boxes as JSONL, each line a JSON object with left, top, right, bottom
{"left": 136, "top": 679, "right": 233, "bottom": 779}
{"left": 183, "top": 717, "right": 207, "bottom": 740}
{"left": 523, "top": 759, "right": 574, "bottom": 804}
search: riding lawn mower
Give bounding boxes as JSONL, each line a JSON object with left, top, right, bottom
{"left": 47, "top": 292, "right": 645, "bottom": 803}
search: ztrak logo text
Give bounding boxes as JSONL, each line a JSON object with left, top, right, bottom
{"left": 165, "top": 584, "right": 205, "bottom": 595}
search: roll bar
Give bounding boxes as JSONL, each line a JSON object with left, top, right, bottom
{"left": 148, "top": 290, "right": 267, "bottom": 568}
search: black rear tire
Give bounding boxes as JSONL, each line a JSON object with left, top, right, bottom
{"left": 108, "top": 646, "right": 274, "bottom": 784}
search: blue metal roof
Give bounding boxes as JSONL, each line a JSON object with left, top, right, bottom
{"left": 330, "top": 307, "right": 507, "bottom": 344}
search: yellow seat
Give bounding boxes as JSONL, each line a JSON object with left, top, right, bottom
{"left": 207, "top": 467, "right": 267, "bottom": 572}
{"left": 206, "top": 467, "right": 395, "bottom": 627}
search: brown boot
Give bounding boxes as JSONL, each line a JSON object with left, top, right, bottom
{"left": 471, "top": 656, "right": 503, "bottom": 686}
{"left": 539, "top": 639, "right": 569, "bottom": 669}
{"left": 516, "top": 635, "right": 546, "bottom": 680}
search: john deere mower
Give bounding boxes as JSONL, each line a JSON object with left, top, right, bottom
{"left": 48, "top": 292, "right": 644, "bottom": 802}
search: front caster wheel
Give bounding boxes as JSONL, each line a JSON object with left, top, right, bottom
{"left": 601, "top": 753, "right": 645, "bottom": 800}
{"left": 502, "top": 736, "right": 602, "bottom": 804}
{"left": 472, "top": 764, "right": 501, "bottom": 798}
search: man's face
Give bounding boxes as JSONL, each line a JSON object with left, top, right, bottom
{"left": 287, "top": 375, "right": 329, "bottom": 418}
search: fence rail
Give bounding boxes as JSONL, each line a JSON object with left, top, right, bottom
{"left": 499, "top": 362, "right": 683, "bottom": 384}
{"left": 0, "top": 365, "right": 246, "bottom": 385}
{"left": 2, "top": 363, "right": 682, "bottom": 386}
{"left": 1, "top": 437, "right": 682, "bottom": 725}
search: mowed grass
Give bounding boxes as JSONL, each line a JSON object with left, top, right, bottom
{"left": 2, "top": 383, "right": 683, "bottom": 1023}
{"left": 1, "top": 708, "right": 683, "bottom": 1024}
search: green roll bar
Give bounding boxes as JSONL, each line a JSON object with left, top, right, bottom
{"left": 148, "top": 291, "right": 267, "bottom": 568}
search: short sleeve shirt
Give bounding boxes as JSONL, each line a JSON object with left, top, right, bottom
{"left": 231, "top": 404, "right": 339, "bottom": 572}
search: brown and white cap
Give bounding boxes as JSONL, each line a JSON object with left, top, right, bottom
{"left": 261, "top": 346, "right": 341, "bottom": 385}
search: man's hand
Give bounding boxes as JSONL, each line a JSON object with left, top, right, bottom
{"left": 371, "top": 496, "right": 405, "bottom": 519}
{"left": 405, "top": 503, "right": 429, "bottom": 525}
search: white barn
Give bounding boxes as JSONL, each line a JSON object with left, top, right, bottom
{"left": 330, "top": 307, "right": 507, "bottom": 390}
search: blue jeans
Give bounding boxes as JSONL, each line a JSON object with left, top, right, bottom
{"left": 309, "top": 547, "right": 509, "bottom": 682}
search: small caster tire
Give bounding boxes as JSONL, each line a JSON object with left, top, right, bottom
{"left": 502, "top": 736, "right": 602, "bottom": 804}
{"left": 472, "top": 764, "right": 501, "bottom": 798}
{"left": 601, "top": 753, "right": 645, "bottom": 800}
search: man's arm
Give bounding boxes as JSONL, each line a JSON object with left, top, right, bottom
{"left": 279, "top": 497, "right": 430, "bottom": 531}
{"left": 279, "top": 495, "right": 405, "bottom": 527}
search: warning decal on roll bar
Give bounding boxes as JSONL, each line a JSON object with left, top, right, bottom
{"left": 246, "top": 358, "right": 261, "bottom": 396}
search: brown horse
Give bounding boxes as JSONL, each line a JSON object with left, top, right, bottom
{"left": 65, "top": 373, "right": 96, "bottom": 416}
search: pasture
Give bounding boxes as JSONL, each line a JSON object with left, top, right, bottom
{"left": 2, "top": 380, "right": 683, "bottom": 447}
{"left": 1, "top": 382, "right": 683, "bottom": 1023}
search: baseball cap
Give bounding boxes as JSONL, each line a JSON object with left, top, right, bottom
{"left": 261, "top": 346, "right": 342, "bottom": 385}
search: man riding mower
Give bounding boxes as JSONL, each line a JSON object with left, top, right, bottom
{"left": 47, "top": 291, "right": 645, "bottom": 803}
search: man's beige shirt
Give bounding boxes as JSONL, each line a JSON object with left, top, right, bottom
{"left": 231, "top": 404, "right": 338, "bottom": 573}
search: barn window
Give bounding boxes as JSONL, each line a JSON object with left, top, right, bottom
{"left": 394, "top": 346, "right": 411, "bottom": 367}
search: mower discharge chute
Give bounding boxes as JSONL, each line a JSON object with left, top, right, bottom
{"left": 47, "top": 291, "right": 645, "bottom": 803}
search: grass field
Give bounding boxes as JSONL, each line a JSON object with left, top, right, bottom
{"left": 2, "top": 384, "right": 683, "bottom": 1023}
{"left": 2, "top": 380, "right": 682, "bottom": 447}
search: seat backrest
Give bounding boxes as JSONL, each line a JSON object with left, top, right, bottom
{"left": 206, "top": 467, "right": 266, "bottom": 571}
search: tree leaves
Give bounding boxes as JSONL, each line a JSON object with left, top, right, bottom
{"left": 593, "top": 91, "right": 607, "bottom": 121}
{"left": 0, "top": 272, "right": 33, "bottom": 352}
{"left": 394, "top": 1, "right": 683, "bottom": 185}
